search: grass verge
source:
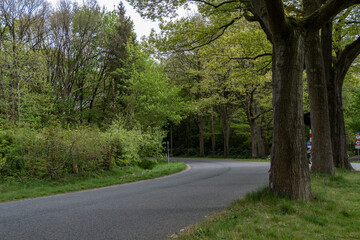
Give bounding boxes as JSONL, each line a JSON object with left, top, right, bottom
{"left": 172, "top": 157, "right": 270, "bottom": 162}
{"left": 174, "top": 169, "right": 360, "bottom": 240}
{"left": 0, "top": 161, "right": 186, "bottom": 203}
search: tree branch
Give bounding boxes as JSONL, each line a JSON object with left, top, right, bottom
{"left": 229, "top": 53, "right": 272, "bottom": 61}
{"left": 192, "top": 0, "right": 238, "bottom": 9}
{"left": 304, "top": 0, "right": 360, "bottom": 34}
{"left": 249, "top": 0, "right": 285, "bottom": 41}
{"left": 176, "top": 17, "right": 241, "bottom": 52}
{"left": 334, "top": 35, "right": 360, "bottom": 84}
{"left": 264, "top": 0, "right": 286, "bottom": 36}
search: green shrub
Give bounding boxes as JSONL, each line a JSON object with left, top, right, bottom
{"left": 139, "top": 127, "right": 165, "bottom": 159}
{"left": 67, "top": 127, "right": 107, "bottom": 174}
{"left": 0, "top": 121, "right": 167, "bottom": 180}
{"left": 107, "top": 123, "right": 142, "bottom": 166}
{"left": 137, "top": 159, "right": 157, "bottom": 169}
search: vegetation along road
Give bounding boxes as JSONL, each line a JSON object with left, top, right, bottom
{"left": 0, "top": 159, "right": 269, "bottom": 240}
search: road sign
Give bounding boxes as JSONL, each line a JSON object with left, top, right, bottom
{"left": 355, "top": 133, "right": 360, "bottom": 150}
{"left": 356, "top": 134, "right": 360, "bottom": 145}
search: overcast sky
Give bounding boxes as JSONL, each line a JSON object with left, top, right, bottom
{"left": 48, "top": 0, "right": 160, "bottom": 39}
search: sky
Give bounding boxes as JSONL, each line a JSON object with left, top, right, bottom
{"left": 48, "top": 0, "right": 160, "bottom": 39}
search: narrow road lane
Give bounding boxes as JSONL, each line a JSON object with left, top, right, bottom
{"left": 0, "top": 159, "right": 270, "bottom": 240}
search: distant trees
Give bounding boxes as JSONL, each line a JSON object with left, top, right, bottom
{"left": 0, "top": 1, "right": 185, "bottom": 180}
{"left": 155, "top": 16, "right": 273, "bottom": 158}
{"left": 0, "top": 0, "right": 50, "bottom": 125}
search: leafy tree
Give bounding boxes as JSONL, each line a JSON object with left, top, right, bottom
{"left": 0, "top": 0, "right": 51, "bottom": 126}
{"left": 120, "top": 43, "right": 186, "bottom": 129}
{"left": 129, "top": 0, "right": 360, "bottom": 200}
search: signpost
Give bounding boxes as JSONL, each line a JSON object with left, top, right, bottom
{"left": 355, "top": 133, "right": 360, "bottom": 156}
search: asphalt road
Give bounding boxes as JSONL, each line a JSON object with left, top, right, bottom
{"left": 352, "top": 162, "right": 360, "bottom": 171}
{"left": 0, "top": 158, "right": 270, "bottom": 240}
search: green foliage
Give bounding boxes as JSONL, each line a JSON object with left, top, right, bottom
{"left": 0, "top": 122, "right": 166, "bottom": 180}
{"left": 118, "top": 43, "right": 187, "bottom": 128}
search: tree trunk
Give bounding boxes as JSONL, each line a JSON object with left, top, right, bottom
{"left": 198, "top": 115, "right": 205, "bottom": 157}
{"left": 303, "top": 0, "right": 334, "bottom": 175}
{"left": 269, "top": 30, "right": 313, "bottom": 200}
{"left": 305, "top": 33, "right": 334, "bottom": 175}
{"left": 329, "top": 64, "right": 353, "bottom": 169}
{"left": 331, "top": 88, "right": 352, "bottom": 169}
{"left": 256, "top": 124, "right": 266, "bottom": 158}
{"left": 210, "top": 110, "right": 216, "bottom": 153}
{"left": 250, "top": 119, "right": 258, "bottom": 158}
{"left": 220, "top": 104, "right": 230, "bottom": 158}
{"left": 322, "top": 22, "right": 353, "bottom": 170}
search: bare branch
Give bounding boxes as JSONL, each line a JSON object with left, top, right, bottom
{"left": 175, "top": 17, "right": 241, "bottom": 52}
{"left": 229, "top": 53, "right": 272, "bottom": 61}
{"left": 192, "top": 0, "right": 238, "bottom": 9}
{"left": 335, "top": 35, "right": 360, "bottom": 84}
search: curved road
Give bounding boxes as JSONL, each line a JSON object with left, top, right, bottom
{"left": 0, "top": 159, "right": 270, "bottom": 240}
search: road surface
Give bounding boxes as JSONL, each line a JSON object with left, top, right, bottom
{"left": 0, "top": 159, "right": 270, "bottom": 240}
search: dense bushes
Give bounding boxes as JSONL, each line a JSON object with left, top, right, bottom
{"left": 0, "top": 124, "right": 165, "bottom": 180}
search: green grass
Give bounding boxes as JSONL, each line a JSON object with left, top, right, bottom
{"left": 174, "top": 169, "right": 360, "bottom": 240}
{"left": 172, "top": 157, "right": 270, "bottom": 162}
{"left": 0, "top": 161, "right": 186, "bottom": 202}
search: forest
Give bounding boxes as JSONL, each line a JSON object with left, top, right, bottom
{"left": 1, "top": 0, "right": 360, "bottom": 199}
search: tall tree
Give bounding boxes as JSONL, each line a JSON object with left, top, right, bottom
{"left": 304, "top": 0, "right": 334, "bottom": 174}
{"left": 0, "top": 0, "right": 50, "bottom": 125}
{"left": 325, "top": 7, "right": 360, "bottom": 169}
{"left": 129, "top": 0, "right": 360, "bottom": 199}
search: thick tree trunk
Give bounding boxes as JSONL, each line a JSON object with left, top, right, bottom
{"left": 269, "top": 30, "right": 313, "bottom": 200}
{"left": 198, "top": 115, "right": 205, "bottom": 157}
{"left": 305, "top": 36, "right": 334, "bottom": 175}
{"left": 330, "top": 67, "right": 353, "bottom": 169}
{"left": 322, "top": 22, "right": 353, "bottom": 170}
{"left": 331, "top": 88, "right": 352, "bottom": 169}
{"left": 304, "top": 0, "right": 334, "bottom": 175}
{"left": 327, "top": 68, "right": 352, "bottom": 170}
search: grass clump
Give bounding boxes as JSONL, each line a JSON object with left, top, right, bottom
{"left": 175, "top": 169, "right": 360, "bottom": 240}
{"left": 0, "top": 160, "right": 186, "bottom": 202}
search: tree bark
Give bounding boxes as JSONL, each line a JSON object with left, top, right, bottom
{"left": 256, "top": 124, "right": 266, "bottom": 158}
{"left": 220, "top": 104, "right": 230, "bottom": 158}
{"left": 269, "top": 30, "right": 313, "bottom": 200}
{"left": 198, "top": 115, "right": 205, "bottom": 157}
{"left": 210, "top": 110, "right": 216, "bottom": 153}
{"left": 304, "top": 0, "right": 335, "bottom": 175}
{"left": 304, "top": 38, "right": 334, "bottom": 174}
{"left": 324, "top": 22, "right": 360, "bottom": 170}
{"left": 249, "top": 0, "right": 313, "bottom": 200}
{"left": 250, "top": 119, "right": 258, "bottom": 158}
{"left": 322, "top": 22, "right": 353, "bottom": 170}
{"left": 330, "top": 86, "right": 352, "bottom": 169}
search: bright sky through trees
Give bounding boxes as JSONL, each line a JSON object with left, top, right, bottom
{"left": 48, "top": 0, "right": 159, "bottom": 38}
